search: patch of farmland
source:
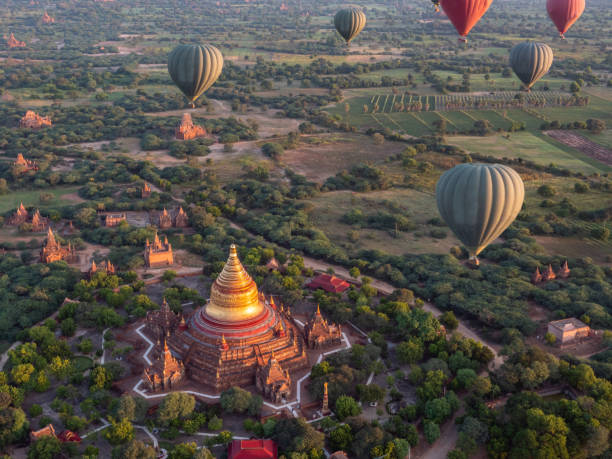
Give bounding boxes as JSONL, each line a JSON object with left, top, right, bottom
{"left": 544, "top": 130, "right": 612, "bottom": 166}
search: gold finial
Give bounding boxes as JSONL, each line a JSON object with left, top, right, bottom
{"left": 229, "top": 244, "right": 237, "bottom": 256}
{"left": 316, "top": 304, "right": 320, "bottom": 315}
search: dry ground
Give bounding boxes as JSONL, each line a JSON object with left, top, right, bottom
{"left": 282, "top": 133, "right": 406, "bottom": 183}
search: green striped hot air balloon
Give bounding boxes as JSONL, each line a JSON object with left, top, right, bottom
{"left": 509, "top": 41, "right": 553, "bottom": 91}
{"left": 334, "top": 7, "right": 366, "bottom": 44}
{"left": 168, "top": 44, "right": 223, "bottom": 107}
{"left": 436, "top": 163, "right": 525, "bottom": 265}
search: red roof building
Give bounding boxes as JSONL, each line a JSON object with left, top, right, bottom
{"left": 58, "top": 430, "right": 82, "bottom": 443}
{"left": 306, "top": 273, "right": 350, "bottom": 293}
{"left": 228, "top": 439, "right": 278, "bottom": 459}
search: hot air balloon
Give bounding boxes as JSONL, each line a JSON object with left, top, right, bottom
{"left": 509, "top": 41, "right": 553, "bottom": 91}
{"left": 436, "top": 163, "right": 524, "bottom": 265}
{"left": 546, "top": 0, "right": 585, "bottom": 39}
{"left": 168, "top": 44, "right": 223, "bottom": 108}
{"left": 439, "top": 0, "right": 493, "bottom": 41}
{"left": 334, "top": 7, "right": 366, "bottom": 44}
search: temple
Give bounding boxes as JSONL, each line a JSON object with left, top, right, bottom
{"left": 142, "top": 182, "right": 152, "bottom": 198}
{"left": 532, "top": 261, "right": 570, "bottom": 284}
{"left": 13, "top": 154, "right": 39, "bottom": 173}
{"left": 143, "top": 338, "right": 186, "bottom": 391}
{"left": 146, "top": 298, "right": 181, "bottom": 340}
{"left": 6, "top": 33, "right": 26, "bottom": 48}
{"left": 175, "top": 113, "right": 207, "bottom": 140}
{"left": 307, "top": 273, "right": 350, "bottom": 293}
{"left": 101, "top": 212, "right": 127, "bottom": 227}
{"left": 40, "top": 228, "right": 77, "bottom": 263}
{"left": 42, "top": 12, "right": 55, "bottom": 23}
{"left": 158, "top": 207, "right": 189, "bottom": 229}
{"left": 304, "top": 305, "right": 342, "bottom": 349}
{"left": 144, "top": 233, "right": 174, "bottom": 268}
{"left": 6, "top": 203, "right": 49, "bottom": 233}
{"left": 19, "top": 111, "right": 52, "bottom": 129}
{"left": 88, "top": 259, "right": 116, "bottom": 279}
{"left": 144, "top": 245, "right": 309, "bottom": 400}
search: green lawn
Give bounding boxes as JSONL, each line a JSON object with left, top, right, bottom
{"left": 580, "top": 130, "right": 612, "bottom": 149}
{"left": 0, "top": 186, "right": 82, "bottom": 214}
{"left": 446, "top": 132, "right": 607, "bottom": 174}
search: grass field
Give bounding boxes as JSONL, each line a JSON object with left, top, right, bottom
{"left": 446, "top": 132, "right": 608, "bottom": 175}
{"left": 580, "top": 129, "right": 612, "bottom": 149}
{"left": 72, "top": 356, "right": 94, "bottom": 373}
{"left": 0, "top": 186, "right": 82, "bottom": 214}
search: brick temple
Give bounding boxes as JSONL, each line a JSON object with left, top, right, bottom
{"left": 142, "top": 182, "right": 152, "bottom": 198}
{"left": 13, "top": 154, "right": 39, "bottom": 173}
{"left": 19, "top": 110, "right": 52, "bottom": 129}
{"left": 101, "top": 212, "right": 127, "bottom": 227}
{"left": 88, "top": 260, "right": 116, "bottom": 279}
{"left": 6, "top": 33, "right": 26, "bottom": 48}
{"left": 7, "top": 203, "right": 47, "bottom": 231}
{"left": 158, "top": 207, "right": 189, "bottom": 229}
{"left": 143, "top": 245, "right": 310, "bottom": 401}
{"left": 144, "top": 232, "right": 173, "bottom": 268}
{"left": 42, "top": 12, "right": 55, "bottom": 24}
{"left": 175, "top": 113, "right": 207, "bottom": 140}
{"left": 40, "top": 228, "right": 77, "bottom": 263}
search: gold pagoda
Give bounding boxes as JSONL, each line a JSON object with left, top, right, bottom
{"left": 152, "top": 245, "right": 308, "bottom": 399}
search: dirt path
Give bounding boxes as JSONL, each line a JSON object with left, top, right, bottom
{"left": 544, "top": 130, "right": 612, "bottom": 166}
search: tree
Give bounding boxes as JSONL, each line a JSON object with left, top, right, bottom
{"left": 90, "top": 366, "right": 111, "bottom": 391}
{"left": 60, "top": 318, "right": 76, "bottom": 337}
{"left": 116, "top": 395, "right": 136, "bottom": 421}
{"left": 455, "top": 368, "right": 477, "bottom": 390}
{"left": 586, "top": 119, "right": 605, "bottom": 134}
{"left": 329, "top": 424, "right": 352, "bottom": 451}
{"left": 28, "top": 436, "right": 62, "bottom": 459}
{"left": 119, "top": 439, "right": 156, "bottom": 459}
{"left": 440, "top": 311, "right": 459, "bottom": 330}
{"left": 169, "top": 442, "right": 198, "bottom": 459}
{"left": 273, "top": 417, "right": 324, "bottom": 454}
{"left": 106, "top": 417, "right": 134, "bottom": 445}
{"left": 334, "top": 395, "right": 361, "bottom": 421}
{"left": 261, "top": 143, "right": 284, "bottom": 159}
{"left": 544, "top": 332, "right": 556, "bottom": 345}
{"left": 158, "top": 393, "right": 195, "bottom": 425}
{"left": 396, "top": 338, "right": 424, "bottom": 364}
{"left": 424, "top": 421, "right": 441, "bottom": 444}
{"left": 220, "top": 386, "right": 262, "bottom": 415}
{"left": 207, "top": 415, "right": 223, "bottom": 431}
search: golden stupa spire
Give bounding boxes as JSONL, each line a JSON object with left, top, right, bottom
{"left": 205, "top": 244, "right": 264, "bottom": 322}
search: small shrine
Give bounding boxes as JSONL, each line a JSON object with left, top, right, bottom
{"left": 142, "top": 182, "right": 152, "bottom": 198}
{"left": 532, "top": 261, "right": 570, "bottom": 284}
{"left": 42, "top": 12, "right": 55, "bottom": 23}
{"left": 175, "top": 113, "right": 206, "bottom": 140}
{"left": 303, "top": 305, "right": 342, "bottom": 349}
{"left": 19, "top": 110, "right": 51, "bottom": 129}
{"left": 143, "top": 338, "right": 185, "bottom": 392}
{"left": 13, "top": 154, "right": 39, "bottom": 173}
{"left": 158, "top": 207, "right": 189, "bottom": 229}
{"left": 145, "top": 298, "right": 180, "bottom": 340}
{"left": 7, "top": 203, "right": 29, "bottom": 225}
{"left": 6, "top": 33, "right": 26, "bottom": 48}
{"left": 255, "top": 353, "right": 291, "bottom": 403}
{"left": 101, "top": 213, "right": 127, "bottom": 227}
{"left": 88, "top": 260, "right": 116, "bottom": 279}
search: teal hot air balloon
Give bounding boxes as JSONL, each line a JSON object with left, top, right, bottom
{"left": 168, "top": 44, "right": 223, "bottom": 107}
{"left": 436, "top": 163, "right": 525, "bottom": 265}
{"left": 334, "top": 7, "right": 366, "bottom": 44}
{"left": 509, "top": 41, "right": 553, "bottom": 91}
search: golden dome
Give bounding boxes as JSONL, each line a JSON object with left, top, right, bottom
{"left": 205, "top": 244, "right": 264, "bottom": 322}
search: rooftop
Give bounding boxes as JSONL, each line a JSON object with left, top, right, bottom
{"left": 549, "top": 317, "right": 588, "bottom": 331}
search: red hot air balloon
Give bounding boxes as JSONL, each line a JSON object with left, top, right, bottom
{"left": 439, "top": 0, "right": 493, "bottom": 41}
{"left": 546, "top": 0, "right": 585, "bottom": 39}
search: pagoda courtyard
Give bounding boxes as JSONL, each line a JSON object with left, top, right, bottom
{"left": 134, "top": 244, "right": 350, "bottom": 406}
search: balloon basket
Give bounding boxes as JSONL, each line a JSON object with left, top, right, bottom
{"left": 458, "top": 37, "right": 468, "bottom": 44}
{"left": 467, "top": 256, "right": 480, "bottom": 268}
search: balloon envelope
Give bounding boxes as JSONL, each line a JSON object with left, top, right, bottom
{"left": 509, "top": 41, "right": 553, "bottom": 90}
{"left": 334, "top": 7, "right": 366, "bottom": 44}
{"left": 439, "top": 0, "right": 493, "bottom": 37}
{"left": 546, "top": 0, "right": 585, "bottom": 37}
{"left": 168, "top": 44, "right": 223, "bottom": 105}
{"left": 436, "top": 163, "right": 524, "bottom": 258}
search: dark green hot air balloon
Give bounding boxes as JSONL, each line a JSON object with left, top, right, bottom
{"left": 436, "top": 163, "right": 524, "bottom": 265}
{"left": 334, "top": 7, "right": 366, "bottom": 44}
{"left": 509, "top": 41, "right": 553, "bottom": 91}
{"left": 168, "top": 44, "right": 223, "bottom": 107}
